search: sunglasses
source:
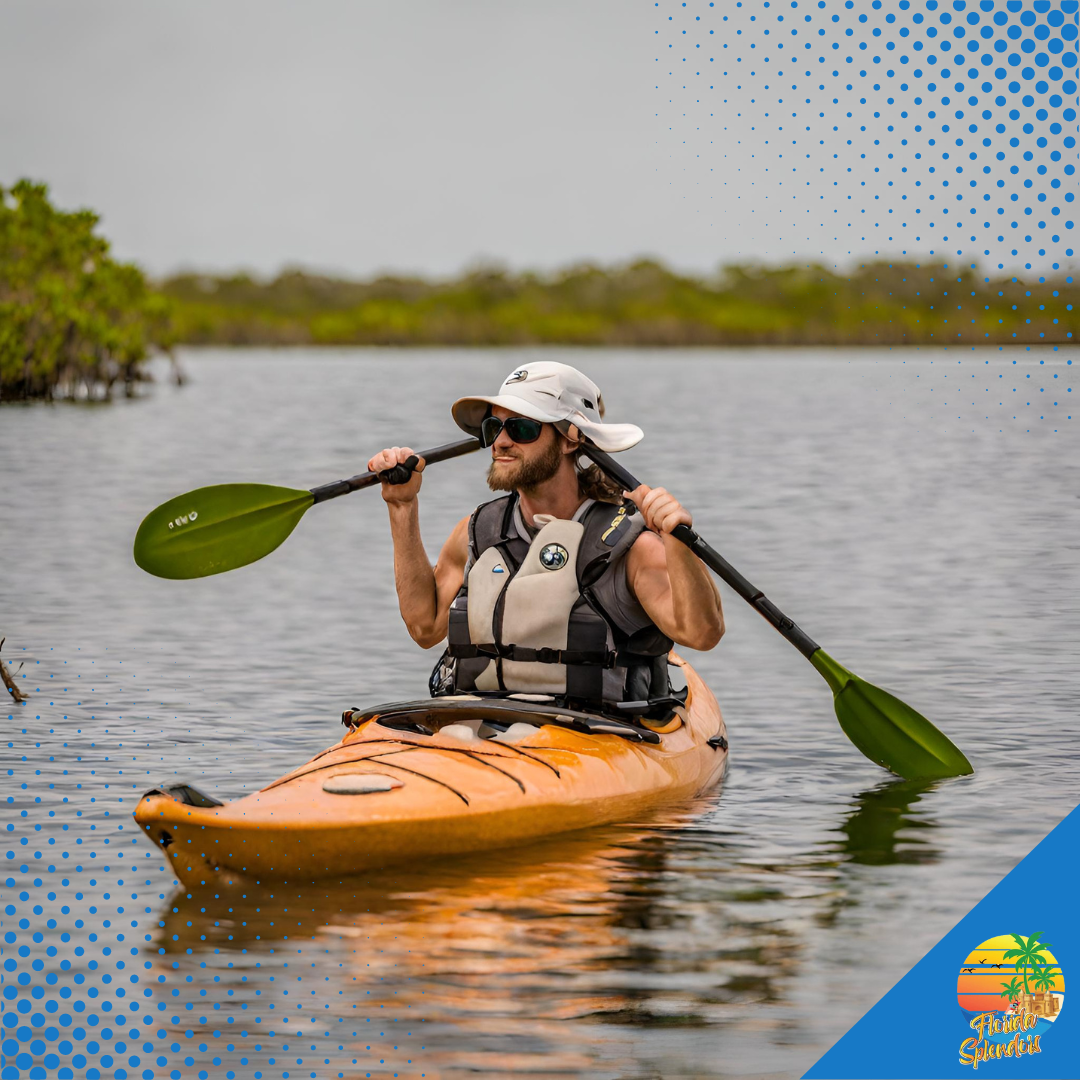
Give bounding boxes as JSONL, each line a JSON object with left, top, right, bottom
{"left": 479, "top": 415, "right": 544, "bottom": 447}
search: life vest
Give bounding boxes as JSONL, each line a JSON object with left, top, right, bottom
{"left": 437, "top": 494, "right": 674, "bottom": 708}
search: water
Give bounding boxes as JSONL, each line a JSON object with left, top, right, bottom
{"left": 2, "top": 347, "right": 1078, "bottom": 1079}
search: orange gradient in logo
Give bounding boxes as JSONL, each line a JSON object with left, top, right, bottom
{"left": 957, "top": 933, "right": 1064, "bottom": 1022}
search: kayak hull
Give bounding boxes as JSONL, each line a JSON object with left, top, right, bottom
{"left": 135, "top": 655, "right": 727, "bottom": 887}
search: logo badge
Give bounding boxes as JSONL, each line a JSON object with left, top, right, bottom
{"left": 167, "top": 510, "right": 199, "bottom": 531}
{"left": 957, "top": 932, "right": 1064, "bottom": 1069}
{"left": 492, "top": 564, "right": 505, "bottom": 574}
{"left": 539, "top": 543, "right": 569, "bottom": 571}
{"left": 505, "top": 369, "right": 529, "bottom": 384}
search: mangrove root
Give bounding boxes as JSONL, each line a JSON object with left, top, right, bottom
{"left": 0, "top": 637, "right": 27, "bottom": 704}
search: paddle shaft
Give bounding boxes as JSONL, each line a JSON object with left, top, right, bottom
{"left": 587, "top": 447, "right": 821, "bottom": 660}
{"left": 310, "top": 438, "right": 482, "bottom": 504}
{"left": 326, "top": 435, "right": 823, "bottom": 660}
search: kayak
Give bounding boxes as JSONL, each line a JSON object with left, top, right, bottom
{"left": 134, "top": 653, "right": 727, "bottom": 888}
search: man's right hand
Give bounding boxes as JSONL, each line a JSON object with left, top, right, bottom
{"left": 367, "top": 446, "right": 425, "bottom": 504}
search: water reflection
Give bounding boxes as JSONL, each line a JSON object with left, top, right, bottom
{"left": 139, "top": 775, "right": 953, "bottom": 1076}
{"left": 831, "top": 778, "right": 942, "bottom": 867}
{"left": 150, "top": 804, "right": 829, "bottom": 1075}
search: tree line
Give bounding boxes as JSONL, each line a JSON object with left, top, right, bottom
{"left": 159, "top": 260, "right": 1076, "bottom": 348}
{"left": 2, "top": 182, "right": 1075, "bottom": 401}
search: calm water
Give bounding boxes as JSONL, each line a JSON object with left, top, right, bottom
{"left": 2, "top": 347, "right": 1078, "bottom": 1079}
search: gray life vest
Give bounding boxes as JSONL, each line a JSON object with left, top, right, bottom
{"left": 438, "top": 494, "right": 674, "bottom": 708}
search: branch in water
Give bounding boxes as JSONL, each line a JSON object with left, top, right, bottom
{"left": 0, "top": 637, "right": 28, "bottom": 704}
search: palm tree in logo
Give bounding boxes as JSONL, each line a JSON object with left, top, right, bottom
{"left": 999, "top": 976, "right": 1024, "bottom": 1003}
{"left": 1003, "top": 932, "right": 1054, "bottom": 994}
{"left": 1031, "top": 967, "right": 1060, "bottom": 994}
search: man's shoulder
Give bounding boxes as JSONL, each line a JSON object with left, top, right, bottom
{"left": 626, "top": 527, "right": 664, "bottom": 568}
{"left": 439, "top": 514, "right": 471, "bottom": 565}
{"left": 471, "top": 493, "right": 515, "bottom": 519}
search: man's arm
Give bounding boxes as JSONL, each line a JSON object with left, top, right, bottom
{"left": 387, "top": 507, "right": 469, "bottom": 648}
{"left": 623, "top": 485, "right": 724, "bottom": 651}
{"left": 367, "top": 446, "right": 470, "bottom": 649}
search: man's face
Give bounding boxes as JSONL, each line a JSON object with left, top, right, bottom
{"left": 486, "top": 406, "right": 567, "bottom": 492}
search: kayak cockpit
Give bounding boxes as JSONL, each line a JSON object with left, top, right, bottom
{"left": 340, "top": 695, "right": 679, "bottom": 744}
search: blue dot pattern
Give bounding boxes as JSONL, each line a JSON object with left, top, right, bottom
{"left": 656, "top": 0, "right": 1078, "bottom": 271}
{"left": 2, "top": 651, "right": 422, "bottom": 1079}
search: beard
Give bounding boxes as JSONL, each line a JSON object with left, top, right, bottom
{"left": 487, "top": 437, "right": 564, "bottom": 492}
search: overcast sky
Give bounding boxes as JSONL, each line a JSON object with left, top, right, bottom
{"left": 1, "top": 0, "right": 1074, "bottom": 278}
{"left": 1, "top": 0, "right": 689, "bottom": 277}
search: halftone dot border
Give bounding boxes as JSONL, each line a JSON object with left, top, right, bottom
{"left": 2, "top": 649, "right": 423, "bottom": 1080}
{"left": 655, "top": 0, "right": 1079, "bottom": 271}
{"left": 653, "top": 0, "right": 1076, "bottom": 431}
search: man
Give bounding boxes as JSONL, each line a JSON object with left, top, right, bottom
{"left": 367, "top": 361, "right": 723, "bottom": 712}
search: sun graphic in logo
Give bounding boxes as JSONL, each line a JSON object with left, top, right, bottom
{"left": 957, "top": 933, "right": 1064, "bottom": 1064}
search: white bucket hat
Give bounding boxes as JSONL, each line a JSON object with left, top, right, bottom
{"left": 451, "top": 361, "right": 643, "bottom": 452}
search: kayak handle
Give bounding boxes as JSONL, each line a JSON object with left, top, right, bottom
{"left": 310, "top": 438, "right": 482, "bottom": 504}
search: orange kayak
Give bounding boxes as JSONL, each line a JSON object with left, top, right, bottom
{"left": 135, "top": 653, "right": 727, "bottom": 888}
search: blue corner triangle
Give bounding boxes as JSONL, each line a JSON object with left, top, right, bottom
{"left": 803, "top": 803, "right": 1079, "bottom": 1080}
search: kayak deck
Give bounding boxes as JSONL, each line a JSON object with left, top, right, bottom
{"left": 135, "top": 655, "right": 727, "bottom": 887}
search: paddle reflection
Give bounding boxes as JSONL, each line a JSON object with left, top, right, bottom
{"left": 830, "top": 777, "right": 942, "bottom": 866}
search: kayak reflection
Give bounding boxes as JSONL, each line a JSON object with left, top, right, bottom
{"left": 147, "top": 793, "right": 827, "bottom": 1077}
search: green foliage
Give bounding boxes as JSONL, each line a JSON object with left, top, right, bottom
{"left": 0, "top": 181, "right": 174, "bottom": 401}
{"left": 1002, "top": 932, "right": 1054, "bottom": 995}
{"left": 1030, "top": 967, "right": 1060, "bottom": 993}
{"left": 160, "top": 257, "right": 1076, "bottom": 348}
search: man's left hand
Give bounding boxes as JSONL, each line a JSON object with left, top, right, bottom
{"left": 623, "top": 485, "right": 693, "bottom": 535}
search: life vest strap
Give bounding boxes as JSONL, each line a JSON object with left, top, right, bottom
{"left": 448, "top": 642, "right": 617, "bottom": 669}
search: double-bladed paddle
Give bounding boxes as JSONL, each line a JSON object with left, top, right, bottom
{"left": 133, "top": 436, "right": 972, "bottom": 780}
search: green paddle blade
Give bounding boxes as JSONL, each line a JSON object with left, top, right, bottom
{"left": 134, "top": 484, "right": 315, "bottom": 580}
{"left": 810, "top": 649, "right": 973, "bottom": 780}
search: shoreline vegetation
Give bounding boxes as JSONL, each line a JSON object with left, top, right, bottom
{"left": 2, "top": 181, "right": 1076, "bottom": 401}
{"left": 161, "top": 260, "right": 1077, "bottom": 350}
{"left": 1, "top": 182, "right": 175, "bottom": 402}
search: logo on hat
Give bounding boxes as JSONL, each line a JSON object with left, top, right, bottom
{"left": 539, "top": 543, "right": 569, "bottom": 571}
{"left": 505, "top": 369, "right": 529, "bottom": 384}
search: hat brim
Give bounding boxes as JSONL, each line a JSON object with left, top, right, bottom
{"left": 451, "top": 395, "right": 643, "bottom": 453}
